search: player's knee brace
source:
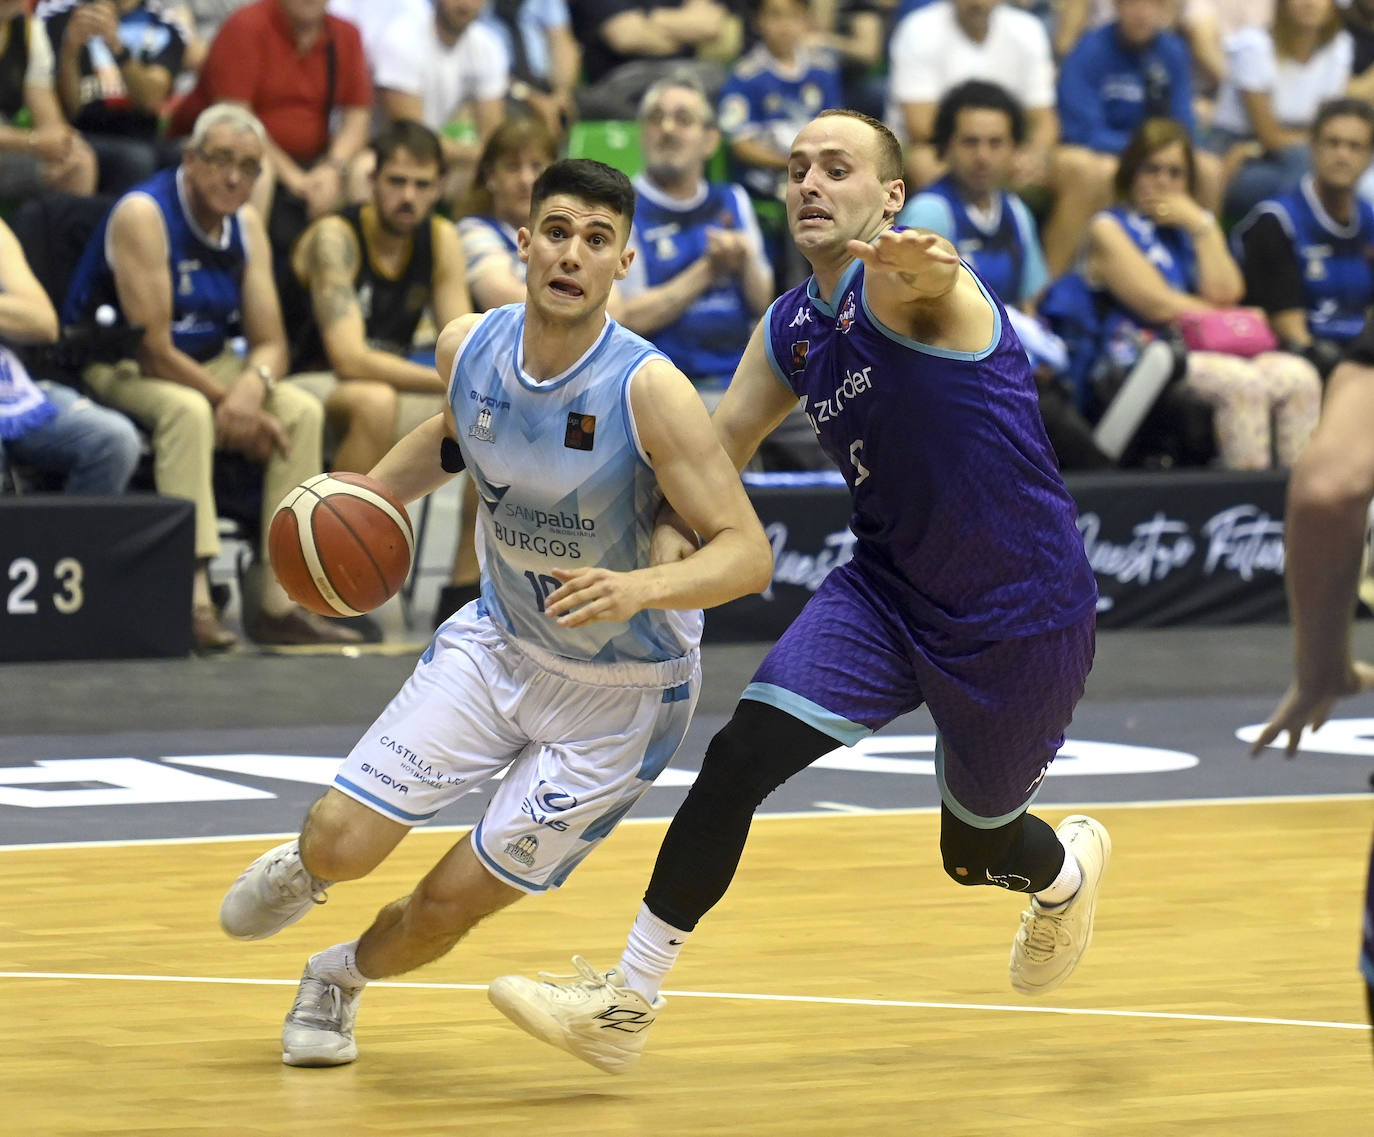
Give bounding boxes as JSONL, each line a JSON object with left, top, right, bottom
{"left": 691, "top": 701, "right": 837, "bottom": 813}
{"left": 939, "top": 811, "right": 1027, "bottom": 889}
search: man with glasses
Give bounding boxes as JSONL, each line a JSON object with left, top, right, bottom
{"left": 64, "top": 102, "right": 361, "bottom": 650}
{"left": 168, "top": 0, "right": 373, "bottom": 291}
{"left": 617, "top": 76, "right": 773, "bottom": 401}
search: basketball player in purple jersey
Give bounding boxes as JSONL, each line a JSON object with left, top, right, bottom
{"left": 488, "top": 109, "right": 1109, "bottom": 1073}
{"left": 1249, "top": 311, "right": 1374, "bottom": 1057}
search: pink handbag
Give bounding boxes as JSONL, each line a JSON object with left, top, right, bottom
{"left": 1176, "top": 308, "right": 1279, "bottom": 358}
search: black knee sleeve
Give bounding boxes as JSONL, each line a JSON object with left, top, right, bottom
{"left": 696, "top": 701, "right": 831, "bottom": 806}
{"left": 938, "top": 806, "right": 1065, "bottom": 893}
{"left": 644, "top": 701, "right": 836, "bottom": 931}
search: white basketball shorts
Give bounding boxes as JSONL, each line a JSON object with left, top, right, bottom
{"left": 332, "top": 603, "right": 700, "bottom": 892}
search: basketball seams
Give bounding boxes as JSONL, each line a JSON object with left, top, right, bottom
{"left": 313, "top": 490, "right": 394, "bottom": 612}
{"left": 270, "top": 473, "right": 414, "bottom": 618}
{"left": 292, "top": 492, "right": 364, "bottom": 618}
{"left": 317, "top": 482, "right": 416, "bottom": 558}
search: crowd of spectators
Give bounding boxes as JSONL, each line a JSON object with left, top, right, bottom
{"left": 3, "top": 0, "right": 1374, "bottom": 650}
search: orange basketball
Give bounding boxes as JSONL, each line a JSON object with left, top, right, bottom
{"left": 268, "top": 472, "right": 415, "bottom": 617}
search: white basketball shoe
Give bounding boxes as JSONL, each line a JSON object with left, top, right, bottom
{"left": 219, "top": 840, "right": 330, "bottom": 941}
{"left": 281, "top": 955, "right": 363, "bottom": 1067}
{"left": 488, "top": 956, "right": 664, "bottom": 1074}
{"left": 1010, "top": 814, "right": 1112, "bottom": 996}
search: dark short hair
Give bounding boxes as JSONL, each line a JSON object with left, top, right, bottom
{"left": 1312, "top": 97, "right": 1374, "bottom": 144}
{"left": 371, "top": 119, "right": 445, "bottom": 174}
{"left": 933, "top": 80, "right": 1026, "bottom": 155}
{"left": 1114, "top": 117, "right": 1196, "bottom": 200}
{"left": 814, "top": 108, "right": 903, "bottom": 182}
{"left": 530, "top": 159, "right": 637, "bottom": 234}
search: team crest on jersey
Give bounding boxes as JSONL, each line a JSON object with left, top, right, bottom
{"left": 791, "top": 340, "right": 810, "bottom": 372}
{"left": 504, "top": 834, "right": 538, "bottom": 868}
{"left": 564, "top": 412, "right": 596, "bottom": 451}
{"left": 469, "top": 407, "right": 496, "bottom": 443}
{"left": 176, "top": 258, "right": 200, "bottom": 297}
{"left": 836, "top": 291, "right": 856, "bottom": 334}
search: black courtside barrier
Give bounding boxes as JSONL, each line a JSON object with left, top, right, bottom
{"left": 703, "top": 470, "right": 1290, "bottom": 642}
{"left": 0, "top": 495, "right": 194, "bottom": 661}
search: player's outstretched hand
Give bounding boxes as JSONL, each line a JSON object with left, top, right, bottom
{"left": 846, "top": 228, "right": 960, "bottom": 296}
{"left": 1249, "top": 660, "right": 1374, "bottom": 757}
{"left": 544, "top": 567, "right": 648, "bottom": 627}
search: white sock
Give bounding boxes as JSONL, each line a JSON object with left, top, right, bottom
{"left": 1034, "top": 843, "right": 1083, "bottom": 907}
{"left": 309, "top": 940, "right": 369, "bottom": 991}
{"left": 617, "top": 903, "right": 689, "bottom": 1002}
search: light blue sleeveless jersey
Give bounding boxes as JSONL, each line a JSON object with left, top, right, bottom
{"left": 449, "top": 304, "right": 704, "bottom": 665}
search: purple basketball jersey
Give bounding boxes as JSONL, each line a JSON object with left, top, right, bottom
{"left": 763, "top": 258, "right": 1096, "bottom": 640}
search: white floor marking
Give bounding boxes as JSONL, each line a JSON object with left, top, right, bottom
{"left": 0, "top": 969, "right": 1365, "bottom": 1032}
{"left": 810, "top": 801, "right": 880, "bottom": 813}
{"left": 0, "top": 791, "right": 1364, "bottom": 853}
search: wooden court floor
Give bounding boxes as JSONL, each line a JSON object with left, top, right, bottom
{"left": 2, "top": 800, "right": 1371, "bottom": 1137}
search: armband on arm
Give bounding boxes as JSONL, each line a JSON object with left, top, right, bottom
{"left": 440, "top": 436, "right": 466, "bottom": 473}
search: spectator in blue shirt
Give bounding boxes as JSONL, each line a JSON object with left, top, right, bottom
{"left": 1041, "top": 0, "right": 1222, "bottom": 277}
{"left": 39, "top": 0, "right": 191, "bottom": 193}
{"left": 1233, "top": 98, "right": 1374, "bottom": 379}
{"left": 0, "top": 216, "right": 140, "bottom": 494}
{"left": 898, "top": 80, "right": 1111, "bottom": 469}
{"left": 616, "top": 75, "right": 773, "bottom": 394}
{"left": 717, "top": 0, "right": 842, "bottom": 203}
{"left": 898, "top": 80, "right": 1048, "bottom": 307}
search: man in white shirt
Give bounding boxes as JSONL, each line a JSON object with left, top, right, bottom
{"left": 327, "top": 0, "right": 429, "bottom": 71}
{"left": 370, "top": 0, "right": 510, "bottom": 201}
{"left": 886, "top": 0, "right": 1058, "bottom": 192}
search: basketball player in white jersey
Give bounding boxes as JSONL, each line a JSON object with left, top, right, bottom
{"left": 216, "top": 158, "right": 774, "bottom": 1068}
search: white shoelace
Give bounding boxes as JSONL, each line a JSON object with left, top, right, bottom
{"left": 535, "top": 956, "right": 618, "bottom": 1002}
{"left": 267, "top": 853, "right": 329, "bottom": 907}
{"left": 289, "top": 977, "right": 345, "bottom": 1030}
{"left": 1020, "top": 907, "right": 1071, "bottom": 961}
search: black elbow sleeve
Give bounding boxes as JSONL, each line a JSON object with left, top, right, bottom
{"left": 440, "top": 435, "right": 466, "bottom": 473}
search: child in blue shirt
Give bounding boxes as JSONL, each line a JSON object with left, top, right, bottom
{"left": 717, "top": 0, "right": 843, "bottom": 201}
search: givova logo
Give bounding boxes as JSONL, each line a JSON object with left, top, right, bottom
{"left": 533, "top": 781, "right": 577, "bottom": 812}
{"left": 522, "top": 780, "right": 578, "bottom": 831}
